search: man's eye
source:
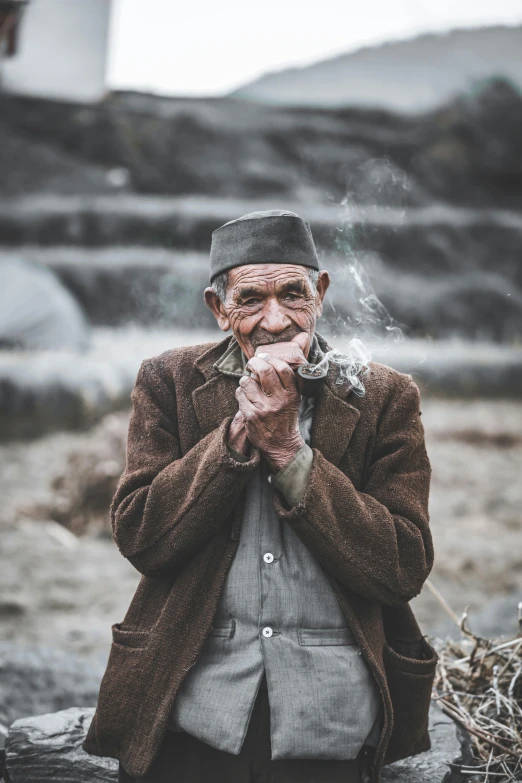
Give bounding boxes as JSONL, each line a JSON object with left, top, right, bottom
{"left": 244, "top": 298, "right": 259, "bottom": 306}
{"left": 283, "top": 293, "right": 300, "bottom": 301}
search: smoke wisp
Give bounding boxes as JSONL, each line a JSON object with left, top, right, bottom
{"left": 316, "top": 340, "right": 371, "bottom": 397}
{"left": 319, "top": 158, "right": 417, "bottom": 395}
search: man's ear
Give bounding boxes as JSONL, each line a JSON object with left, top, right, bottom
{"left": 314, "top": 270, "right": 330, "bottom": 318}
{"left": 204, "top": 287, "right": 231, "bottom": 332}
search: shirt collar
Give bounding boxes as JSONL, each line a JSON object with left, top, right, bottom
{"left": 213, "top": 333, "right": 324, "bottom": 379}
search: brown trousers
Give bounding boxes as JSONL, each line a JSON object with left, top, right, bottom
{"left": 119, "top": 676, "right": 368, "bottom": 783}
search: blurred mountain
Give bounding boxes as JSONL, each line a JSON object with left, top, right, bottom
{"left": 230, "top": 25, "right": 522, "bottom": 113}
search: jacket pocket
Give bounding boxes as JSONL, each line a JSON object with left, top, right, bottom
{"left": 91, "top": 623, "right": 151, "bottom": 756}
{"left": 111, "top": 622, "right": 150, "bottom": 649}
{"left": 209, "top": 619, "right": 236, "bottom": 638}
{"left": 298, "top": 627, "right": 357, "bottom": 646}
{"left": 383, "top": 635, "right": 438, "bottom": 764}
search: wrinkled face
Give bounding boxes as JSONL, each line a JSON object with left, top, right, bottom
{"left": 204, "top": 263, "right": 330, "bottom": 360}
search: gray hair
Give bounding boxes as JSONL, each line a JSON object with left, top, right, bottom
{"left": 212, "top": 267, "right": 320, "bottom": 303}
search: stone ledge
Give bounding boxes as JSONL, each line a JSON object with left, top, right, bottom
{"left": 382, "top": 704, "right": 460, "bottom": 782}
{"left": 3, "top": 703, "right": 459, "bottom": 783}
{"left": 4, "top": 708, "right": 117, "bottom": 782}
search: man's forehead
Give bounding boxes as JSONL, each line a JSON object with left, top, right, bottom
{"left": 229, "top": 263, "right": 311, "bottom": 287}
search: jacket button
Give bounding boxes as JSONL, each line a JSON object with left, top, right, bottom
{"left": 262, "top": 626, "right": 273, "bottom": 638}
{"left": 263, "top": 552, "right": 274, "bottom": 563}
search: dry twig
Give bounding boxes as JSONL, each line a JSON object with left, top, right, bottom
{"left": 429, "top": 585, "right": 522, "bottom": 782}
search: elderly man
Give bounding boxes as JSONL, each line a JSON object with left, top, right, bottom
{"left": 83, "top": 209, "right": 438, "bottom": 783}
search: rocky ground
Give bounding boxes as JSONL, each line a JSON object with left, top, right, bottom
{"left": 412, "top": 397, "right": 522, "bottom": 638}
{"left": 1, "top": 395, "right": 521, "bottom": 666}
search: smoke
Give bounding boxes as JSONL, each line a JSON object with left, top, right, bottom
{"left": 316, "top": 340, "right": 371, "bottom": 397}
{"left": 319, "top": 158, "right": 419, "bottom": 395}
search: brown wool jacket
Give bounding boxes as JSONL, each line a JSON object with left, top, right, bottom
{"left": 82, "top": 333, "right": 439, "bottom": 782}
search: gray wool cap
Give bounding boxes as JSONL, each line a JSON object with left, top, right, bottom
{"left": 209, "top": 209, "right": 319, "bottom": 282}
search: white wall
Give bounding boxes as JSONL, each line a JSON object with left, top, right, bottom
{"left": 2, "top": 0, "right": 112, "bottom": 102}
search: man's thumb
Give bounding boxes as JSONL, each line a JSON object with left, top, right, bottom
{"left": 291, "top": 332, "right": 311, "bottom": 355}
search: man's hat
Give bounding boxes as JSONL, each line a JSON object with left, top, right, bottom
{"left": 209, "top": 209, "right": 319, "bottom": 282}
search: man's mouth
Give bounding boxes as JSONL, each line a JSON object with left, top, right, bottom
{"left": 250, "top": 329, "right": 304, "bottom": 349}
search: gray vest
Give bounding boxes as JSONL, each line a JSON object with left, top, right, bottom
{"left": 168, "top": 377, "right": 383, "bottom": 760}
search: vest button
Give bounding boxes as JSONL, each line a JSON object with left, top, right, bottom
{"left": 263, "top": 552, "right": 274, "bottom": 563}
{"left": 262, "top": 626, "right": 273, "bottom": 638}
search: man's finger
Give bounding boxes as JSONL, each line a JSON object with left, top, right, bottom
{"left": 236, "top": 385, "right": 260, "bottom": 419}
{"left": 256, "top": 354, "right": 297, "bottom": 392}
{"left": 245, "top": 357, "right": 281, "bottom": 395}
{"left": 255, "top": 340, "right": 307, "bottom": 368}
{"left": 238, "top": 376, "right": 264, "bottom": 406}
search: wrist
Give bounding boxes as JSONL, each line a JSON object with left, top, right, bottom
{"left": 228, "top": 433, "right": 250, "bottom": 457}
{"left": 227, "top": 417, "right": 250, "bottom": 456}
{"left": 264, "top": 436, "right": 305, "bottom": 472}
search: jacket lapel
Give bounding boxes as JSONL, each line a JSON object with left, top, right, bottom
{"left": 310, "top": 382, "right": 361, "bottom": 466}
{"left": 310, "top": 333, "right": 361, "bottom": 466}
{"left": 192, "top": 336, "right": 240, "bottom": 436}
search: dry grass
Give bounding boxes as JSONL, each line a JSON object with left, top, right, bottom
{"left": 431, "top": 592, "right": 522, "bottom": 781}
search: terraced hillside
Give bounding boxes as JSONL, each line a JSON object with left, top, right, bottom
{"left": 1, "top": 80, "right": 521, "bottom": 440}
{"left": 1, "top": 78, "right": 522, "bottom": 208}
{"left": 1, "top": 198, "right": 521, "bottom": 341}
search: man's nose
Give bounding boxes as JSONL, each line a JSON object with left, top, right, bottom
{"left": 260, "top": 299, "right": 291, "bottom": 333}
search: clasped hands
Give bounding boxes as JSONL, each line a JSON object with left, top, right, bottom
{"left": 228, "top": 333, "right": 310, "bottom": 472}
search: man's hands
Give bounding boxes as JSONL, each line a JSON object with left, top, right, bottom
{"left": 237, "top": 355, "right": 304, "bottom": 472}
{"left": 253, "top": 331, "right": 310, "bottom": 369}
{"left": 230, "top": 334, "right": 310, "bottom": 472}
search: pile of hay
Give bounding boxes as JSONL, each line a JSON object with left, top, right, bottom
{"left": 432, "top": 600, "right": 522, "bottom": 781}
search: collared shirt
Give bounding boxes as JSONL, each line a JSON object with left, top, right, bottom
{"left": 167, "top": 335, "right": 383, "bottom": 759}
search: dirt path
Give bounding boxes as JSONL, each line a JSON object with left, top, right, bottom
{"left": 1, "top": 397, "right": 521, "bottom": 663}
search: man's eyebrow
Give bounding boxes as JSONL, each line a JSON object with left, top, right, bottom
{"left": 236, "top": 286, "right": 264, "bottom": 300}
{"left": 235, "top": 278, "right": 308, "bottom": 299}
{"left": 277, "top": 279, "right": 308, "bottom": 294}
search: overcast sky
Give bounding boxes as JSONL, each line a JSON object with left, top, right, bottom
{"left": 107, "top": 0, "right": 522, "bottom": 96}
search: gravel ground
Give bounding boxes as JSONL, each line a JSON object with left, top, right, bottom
{"left": 0, "top": 397, "right": 521, "bottom": 664}
{"left": 410, "top": 397, "right": 522, "bottom": 637}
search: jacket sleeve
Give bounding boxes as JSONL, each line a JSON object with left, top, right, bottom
{"left": 272, "top": 376, "right": 433, "bottom": 606}
{"left": 111, "top": 359, "right": 260, "bottom": 577}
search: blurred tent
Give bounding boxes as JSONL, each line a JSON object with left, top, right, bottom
{"left": 0, "top": 0, "right": 27, "bottom": 58}
{"left": 0, "top": 0, "right": 111, "bottom": 103}
{"left": 0, "top": 0, "right": 26, "bottom": 55}
{"left": 0, "top": 256, "right": 90, "bottom": 350}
